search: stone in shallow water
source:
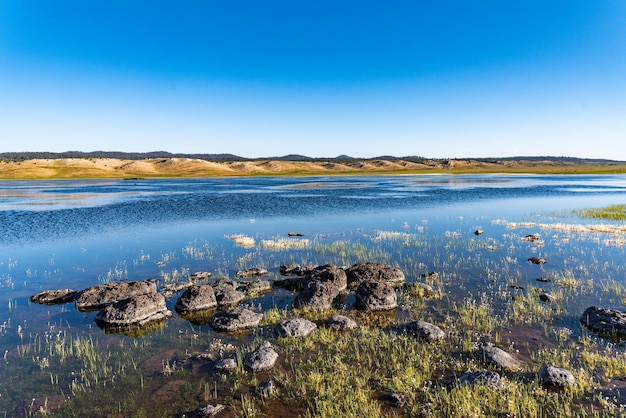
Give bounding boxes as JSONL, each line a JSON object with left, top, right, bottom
{"left": 94, "top": 293, "right": 172, "bottom": 329}
{"left": 210, "top": 280, "right": 246, "bottom": 307}
{"left": 355, "top": 279, "right": 398, "bottom": 311}
{"left": 237, "top": 280, "right": 273, "bottom": 297}
{"left": 75, "top": 280, "right": 157, "bottom": 311}
{"left": 478, "top": 345, "right": 522, "bottom": 371}
{"left": 345, "top": 262, "right": 405, "bottom": 289}
{"left": 194, "top": 403, "right": 225, "bottom": 417}
{"left": 326, "top": 315, "right": 358, "bottom": 331}
{"left": 539, "top": 365, "right": 576, "bottom": 387}
{"left": 580, "top": 306, "right": 626, "bottom": 339}
{"left": 213, "top": 357, "right": 238, "bottom": 372}
{"left": 528, "top": 256, "right": 547, "bottom": 265}
{"left": 406, "top": 320, "right": 446, "bottom": 342}
{"left": 245, "top": 341, "right": 278, "bottom": 372}
{"left": 293, "top": 280, "right": 340, "bottom": 311}
{"left": 302, "top": 264, "right": 347, "bottom": 292}
{"left": 174, "top": 284, "right": 217, "bottom": 314}
{"left": 274, "top": 318, "right": 317, "bottom": 338}
{"left": 235, "top": 267, "right": 268, "bottom": 278}
{"left": 30, "top": 289, "right": 77, "bottom": 305}
{"left": 210, "top": 307, "right": 263, "bottom": 332}
{"left": 458, "top": 370, "right": 505, "bottom": 391}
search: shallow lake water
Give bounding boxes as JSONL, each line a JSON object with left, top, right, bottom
{"left": 1, "top": 174, "right": 626, "bottom": 415}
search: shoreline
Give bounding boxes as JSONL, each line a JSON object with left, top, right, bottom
{"left": 2, "top": 157, "right": 626, "bottom": 180}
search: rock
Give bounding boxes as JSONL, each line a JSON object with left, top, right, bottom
{"left": 523, "top": 234, "right": 541, "bottom": 242}
{"left": 245, "top": 341, "right": 278, "bottom": 372}
{"left": 528, "top": 256, "right": 547, "bottom": 265}
{"left": 287, "top": 232, "right": 304, "bottom": 237}
{"left": 478, "top": 345, "right": 522, "bottom": 371}
{"left": 257, "top": 380, "right": 275, "bottom": 395}
{"left": 214, "top": 357, "right": 238, "bottom": 372}
{"left": 274, "top": 276, "right": 304, "bottom": 291}
{"left": 404, "top": 282, "right": 435, "bottom": 298}
{"left": 30, "top": 289, "right": 77, "bottom": 305}
{"left": 539, "top": 365, "right": 576, "bottom": 387}
{"left": 235, "top": 267, "right": 268, "bottom": 278}
{"left": 94, "top": 293, "right": 172, "bottom": 329}
{"left": 210, "top": 307, "right": 263, "bottom": 332}
{"left": 406, "top": 320, "right": 446, "bottom": 342}
{"left": 537, "top": 277, "right": 551, "bottom": 283}
{"left": 355, "top": 279, "right": 398, "bottom": 311}
{"left": 174, "top": 285, "right": 217, "bottom": 314}
{"left": 302, "top": 264, "right": 347, "bottom": 292}
{"left": 293, "top": 280, "right": 340, "bottom": 311}
{"left": 75, "top": 280, "right": 157, "bottom": 311}
{"left": 326, "top": 315, "right": 358, "bottom": 331}
{"left": 210, "top": 280, "right": 246, "bottom": 307}
{"left": 274, "top": 318, "right": 317, "bottom": 338}
{"left": 580, "top": 306, "right": 626, "bottom": 339}
{"left": 382, "top": 393, "right": 406, "bottom": 408}
{"left": 539, "top": 293, "right": 555, "bottom": 303}
{"left": 474, "top": 230, "right": 484, "bottom": 236}
{"left": 421, "top": 271, "right": 439, "bottom": 281}
{"left": 345, "top": 262, "right": 405, "bottom": 289}
{"left": 458, "top": 370, "right": 505, "bottom": 391}
{"left": 279, "top": 263, "right": 310, "bottom": 276}
{"left": 190, "top": 271, "right": 213, "bottom": 281}
{"left": 194, "top": 404, "right": 226, "bottom": 417}
{"left": 237, "top": 280, "right": 273, "bottom": 297}
{"left": 161, "top": 282, "right": 193, "bottom": 298}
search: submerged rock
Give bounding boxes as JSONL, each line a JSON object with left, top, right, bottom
{"left": 458, "top": 370, "right": 505, "bottom": 391}
{"left": 94, "top": 293, "right": 172, "bottom": 329}
{"left": 345, "top": 262, "right": 405, "bottom": 289}
{"left": 245, "top": 341, "right": 278, "bottom": 372}
{"left": 235, "top": 267, "right": 268, "bottom": 278}
{"left": 528, "top": 256, "right": 547, "bottom": 265}
{"left": 213, "top": 357, "right": 238, "bottom": 373}
{"left": 76, "top": 280, "right": 157, "bottom": 311}
{"left": 210, "top": 307, "right": 263, "bottom": 332}
{"left": 274, "top": 318, "right": 317, "bottom": 338}
{"left": 210, "top": 280, "right": 245, "bottom": 307}
{"left": 326, "top": 315, "right": 358, "bottom": 331}
{"left": 406, "top": 320, "right": 446, "bottom": 342}
{"left": 30, "top": 289, "right": 77, "bottom": 305}
{"left": 189, "top": 271, "right": 213, "bottom": 281}
{"left": 478, "top": 345, "right": 522, "bottom": 371}
{"left": 539, "top": 365, "right": 576, "bottom": 387}
{"left": 580, "top": 306, "right": 626, "bottom": 339}
{"left": 523, "top": 233, "right": 541, "bottom": 242}
{"left": 237, "top": 280, "right": 273, "bottom": 297}
{"left": 355, "top": 279, "right": 398, "bottom": 311}
{"left": 279, "top": 263, "right": 311, "bottom": 277}
{"left": 174, "top": 285, "right": 217, "bottom": 314}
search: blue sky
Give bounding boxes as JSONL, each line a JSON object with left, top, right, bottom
{"left": 1, "top": 1, "right": 625, "bottom": 159}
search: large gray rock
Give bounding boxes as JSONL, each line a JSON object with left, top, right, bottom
{"left": 345, "top": 262, "right": 405, "bottom": 289}
{"left": 210, "top": 280, "right": 245, "bottom": 307}
{"left": 94, "top": 293, "right": 172, "bottom": 328}
{"left": 274, "top": 318, "right": 317, "bottom": 338}
{"left": 406, "top": 320, "right": 446, "bottom": 342}
{"left": 539, "top": 365, "right": 576, "bottom": 387}
{"left": 302, "top": 264, "right": 347, "bottom": 292}
{"left": 293, "top": 280, "right": 340, "bottom": 311}
{"left": 76, "top": 280, "right": 157, "bottom": 311}
{"left": 581, "top": 306, "right": 626, "bottom": 339}
{"left": 458, "top": 370, "right": 505, "bottom": 391}
{"left": 326, "top": 315, "right": 358, "bottom": 331}
{"left": 245, "top": 341, "right": 278, "bottom": 372}
{"left": 210, "top": 307, "right": 263, "bottom": 332}
{"left": 174, "top": 285, "right": 217, "bottom": 314}
{"left": 355, "top": 279, "right": 398, "bottom": 311}
{"left": 478, "top": 345, "right": 522, "bottom": 371}
{"left": 30, "top": 289, "right": 77, "bottom": 305}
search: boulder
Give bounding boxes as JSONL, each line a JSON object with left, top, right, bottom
{"left": 94, "top": 293, "right": 172, "bottom": 329}
{"left": 478, "top": 345, "right": 522, "bottom": 371}
{"left": 326, "top": 315, "right": 358, "bottom": 331}
{"left": 355, "top": 279, "right": 398, "bottom": 311}
{"left": 274, "top": 318, "right": 317, "bottom": 338}
{"left": 174, "top": 285, "right": 217, "bottom": 314}
{"left": 293, "top": 280, "right": 340, "bottom": 311}
{"left": 213, "top": 357, "right": 238, "bottom": 373}
{"left": 30, "top": 289, "right": 77, "bottom": 305}
{"left": 458, "top": 370, "right": 505, "bottom": 391}
{"left": 345, "top": 262, "right": 405, "bottom": 289}
{"left": 273, "top": 276, "right": 304, "bottom": 291}
{"left": 406, "top": 320, "right": 446, "bottom": 342}
{"left": 245, "top": 341, "right": 278, "bottom": 372}
{"left": 210, "top": 307, "right": 263, "bottom": 332}
{"left": 235, "top": 267, "right": 268, "bottom": 278}
{"left": 76, "top": 280, "right": 157, "bottom": 311}
{"left": 580, "top": 306, "right": 626, "bottom": 339}
{"left": 302, "top": 264, "right": 347, "bottom": 292}
{"left": 539, "top": 365, "right": 576, "bottom": 387}
{"left": 210, "top": 280, "right": 245, "bottom": 307}
{"left": 279, "top": 263, "right": 311, "bottom": 276}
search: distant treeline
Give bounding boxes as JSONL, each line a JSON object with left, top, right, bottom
{"left": 0, "top": 151, "right": 621, "bottom": 165}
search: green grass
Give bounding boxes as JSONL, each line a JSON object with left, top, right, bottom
{"left": 578, "top": 204, "right": 626, "bottom": 221}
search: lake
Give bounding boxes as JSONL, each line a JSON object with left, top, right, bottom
{"left": 1, "top": 174, "right": 626, "bottom": 416}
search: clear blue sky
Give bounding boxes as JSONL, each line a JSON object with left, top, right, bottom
{"left": 1, "top": 1, "right": 625, "bottom": 159}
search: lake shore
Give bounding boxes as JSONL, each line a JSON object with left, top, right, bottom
{"left": 2, "top": 157, "right": 626, "bottom": 179}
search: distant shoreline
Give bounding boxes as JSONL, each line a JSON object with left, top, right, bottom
{"left": 2, "top": 157, "right": 626, "bottom": 180}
